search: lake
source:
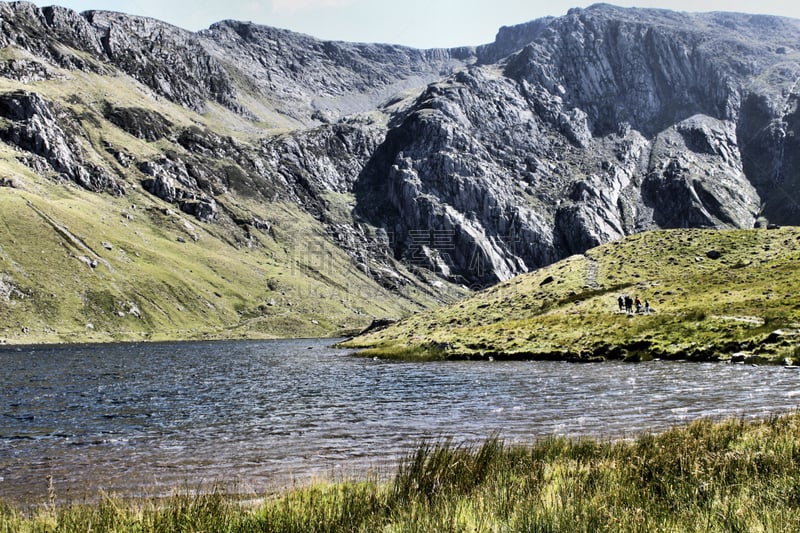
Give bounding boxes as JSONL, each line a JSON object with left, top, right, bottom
{"left": 1, "top": 338, "right": 798, "bottom": 504}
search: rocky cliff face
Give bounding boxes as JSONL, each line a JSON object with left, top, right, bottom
{"left": 1, "top": 1, "right": 800, "bottom": 327}
{"left": 356, "top": 5, "right": 800, "bottom": 285}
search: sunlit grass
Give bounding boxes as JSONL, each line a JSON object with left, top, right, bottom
{"left": 343, "top": 227, "right": 800, "bottom": 364}
{"left": 0, "top": 183, "right": 443, "bottom": 344}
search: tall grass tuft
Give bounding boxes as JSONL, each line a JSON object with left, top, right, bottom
{"left": 392, "top": 435, "right": 504, "bottom": 504}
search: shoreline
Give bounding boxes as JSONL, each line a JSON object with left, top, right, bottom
{"left": 4, "top": 412, "right": 800, "bottom": 530}
{"left": 4, "top": 333, "right": 794, "bottom": 366}
{"left": 4, "top": 405, "right": 798, "bottom": 508}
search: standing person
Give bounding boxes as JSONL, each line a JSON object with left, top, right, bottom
{"left": 624, "top": 295, "right": 633, "bottom": 314}
{"left": 644, "top": 300, "right": 651, "bottom": 314}
{"left": 618, "top": 295, "right": 624, "bottom": 312}
{"left": 634, "top": 296, "right": 642, "bottom": 313}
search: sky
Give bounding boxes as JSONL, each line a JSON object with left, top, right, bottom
{"left": 25, "top": 0, "right": 800, "bottom": 49}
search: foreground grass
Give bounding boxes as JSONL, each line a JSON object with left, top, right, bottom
{"left": 344, "top": 227, "right": 800, "bottom": 364}
{"left": 4, "top": 413, "right": 800, "bottom": 532}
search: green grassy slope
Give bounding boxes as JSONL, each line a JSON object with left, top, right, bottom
{"left": 342, "top": 227, "right": 800, "bottom": 363}
{"left": 0, "top": 182, "right": 437, "bottom": 344}
{"left": 0, "top": 43, "right": 468, "bottom": 345}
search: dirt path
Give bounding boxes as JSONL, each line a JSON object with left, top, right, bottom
{"left": 585, "top": 254, "right": 601, "bottom": 289}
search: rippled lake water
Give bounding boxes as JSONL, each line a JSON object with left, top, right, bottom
{"left": 1, "top": 338, "right": 798, "bottom": 503}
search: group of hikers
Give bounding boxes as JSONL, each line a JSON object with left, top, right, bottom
{"left": 618, "top": 294, "right": 650, "bottom": 314}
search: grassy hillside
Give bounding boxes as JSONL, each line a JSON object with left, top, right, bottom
{"left": 342, "top": 227, "right": 800, "bottom": 364}
{"left": 0, "top": 150, "right": 454, "bottom": 344}
{"left": 0, "top": 43, "right": 468, "bottom": 345}
{"left": 0, "top": 181, "right": 442, "bottom": 344}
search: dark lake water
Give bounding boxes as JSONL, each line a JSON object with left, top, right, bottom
{"left": 1, "top": 338, "right": 798, "bottom": 504}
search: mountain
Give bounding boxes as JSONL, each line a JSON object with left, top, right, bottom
{"left": 0, "top": 2, "right": 799, "bottom": 343}
{"left": 356, "top": 5, "right": 800, "bottom": 286}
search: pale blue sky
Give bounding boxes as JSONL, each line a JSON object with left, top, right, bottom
{"left": 26, "top": 1, "right": 800, "bottom": 48}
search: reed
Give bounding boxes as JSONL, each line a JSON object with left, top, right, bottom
{"left": 3, "top": 413, "right": 800, "bottom": 532}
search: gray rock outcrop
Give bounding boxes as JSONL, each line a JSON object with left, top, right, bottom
{"left": 0, "top": 90, "right": 123, "bottom": 194}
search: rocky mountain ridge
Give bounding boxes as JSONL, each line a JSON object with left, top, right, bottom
{"left": 356, "top": 5, "right": 800, "bottom": 285}
{"left": 1, "top": 2, "right": 800, "bottom": 341}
